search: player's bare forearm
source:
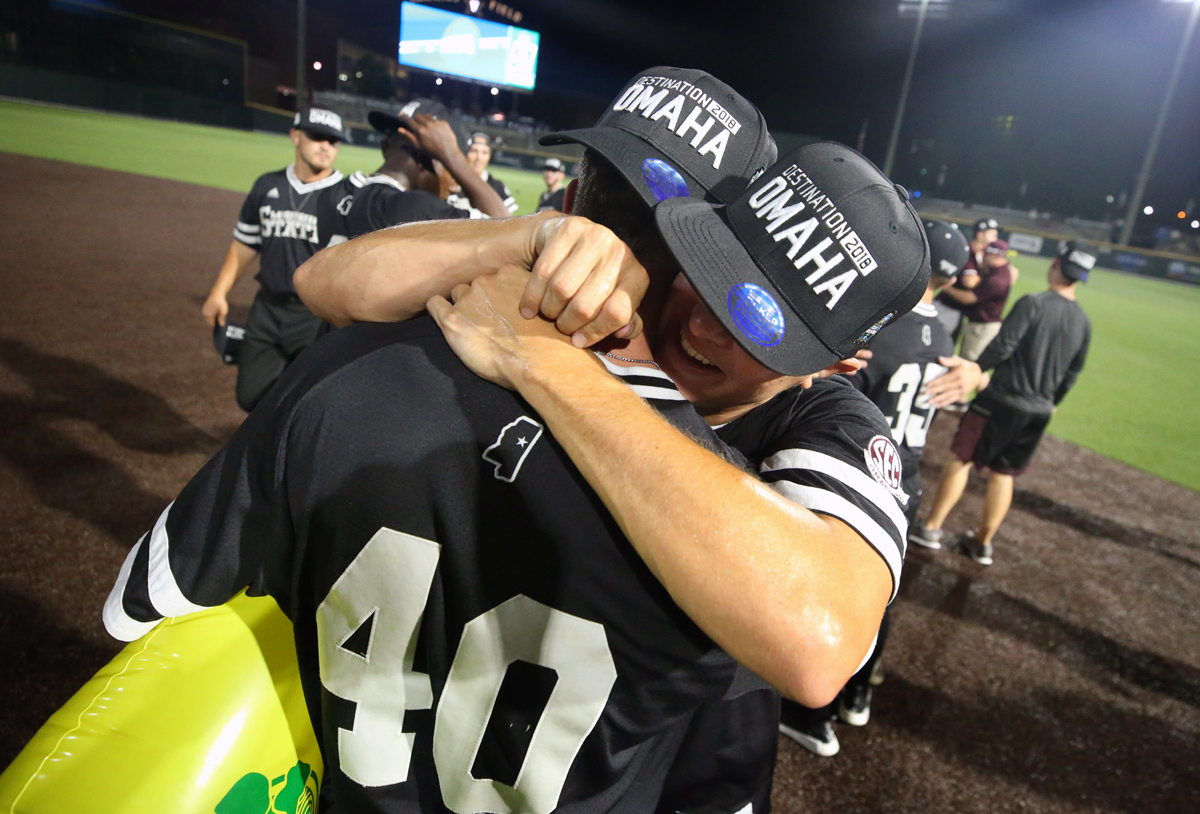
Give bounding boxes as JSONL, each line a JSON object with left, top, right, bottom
{"left": 203, "top": 241, "right": 257, "bottom": 326}
{"left": 513, "top": 350, "right": 890, "bottom": 706}
{"left": 941, "top": 285, "right": 978, "bottom": 305}
{"left": 429, "top": 268, "right": 891, "bottom": 706}
{"left": 294, "top": 215, "right": 554, "bottom": 325}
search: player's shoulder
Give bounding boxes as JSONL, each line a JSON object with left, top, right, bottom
{"left": 722, "top": 376, "right": 891, "bottom": 465}
{"left": 250, "top": 168, "right": 290, "bottom": 191}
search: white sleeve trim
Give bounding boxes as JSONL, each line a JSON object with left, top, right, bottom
{"left": 628, "top": 384, "right": 687, "bottom": 401}
{"left": 146, "top": 501, "right": 211, "bottom": 618}
{"left": 504, "top": 197, "right": 519, "bottom": 214}
{"left": 769, "top": 481, "right": 902, "bottom": 600}
{"left": 102, "top": 537, "right": 162, "bottom": 642}
{"left": 235, "top": 221, "right": 261, "bottom": 233}
{"left": 233, "top": 229, "right": 262, "bottom": 246}
{"left": 761, "top": 448, "right": 908, "bottom": 541}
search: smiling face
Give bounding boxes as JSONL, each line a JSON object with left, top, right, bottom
{"left": 653, "top": 275, "right": 809, "bottom": 424}
{"left": 467, "top": 140, "right": 492, "bottom": 173}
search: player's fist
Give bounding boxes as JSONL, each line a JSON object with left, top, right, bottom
{"left": 520, "top": 216, "right": 648, "bottom": 347}
{"left": 202, "top": 292, "right": 229, "bottom": 327}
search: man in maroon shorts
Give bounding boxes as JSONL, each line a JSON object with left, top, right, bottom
{"left": 909, "top": 240, "right": 1095, "bottom": 564}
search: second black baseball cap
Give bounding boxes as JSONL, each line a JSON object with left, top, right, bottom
{"left": 369, "top": 99, "right": 472, "bottom": 153}
{"left": 1057, "top": 240, "right": 1097, "bottom": 283}
{"left": 540, "top": 66, "right": 777, "bottom": 206}
{"left": 923, "top": 219, "right": 971, "bottom": 279}
{"left": 655, "top": 142, "right": 930, "bottom": 376}
{"left": 293, "top": 106, "right": 348, "bottom": 141}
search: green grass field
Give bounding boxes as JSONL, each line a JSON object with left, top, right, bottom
{"left": 0, "top": 98, "right": 548, "bottom": 214}
{"left": 2, "top": 99, "right": 1197, "bottom": 489}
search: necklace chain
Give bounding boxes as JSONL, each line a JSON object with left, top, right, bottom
{"left": 599, "top": 351, "right": 660, "bottom": 369}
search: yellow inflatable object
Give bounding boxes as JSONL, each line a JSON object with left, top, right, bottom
{"left": 0, "top": 594, "right": 321, "bottom": 813}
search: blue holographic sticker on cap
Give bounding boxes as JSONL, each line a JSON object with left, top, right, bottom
{"left": 641, "top": 158, "right": 690, "bottom": 202}
{"left": 727, "top": 283, "right": 785, "bottom": 347}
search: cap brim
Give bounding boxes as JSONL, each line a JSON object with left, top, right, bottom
{"left": 541, "top": 126, "right": 706, "bottom": 207}
{"left": 368, "top": 111, "right": 402, "bottom": 133}
{"left": 654, "top": 197, "right": 841, "bottom": 376}
{"left": 296, "top": 123, "right": 345, "bottom": 142}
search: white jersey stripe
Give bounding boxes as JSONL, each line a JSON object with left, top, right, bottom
{"left": 102, "top": 537, "right": 161, "bottom": 642}
{"left": 233, "top": 229, "right": 263, "bottom": 246}
{"left": 628, "top": 384, "right": 687, "bottom": 401}
{"left": 286, "top": 163, "right": 345, "bottom": 193}
{"left": 236, "top": 221, "right": 261, "bottom": 233}
{"left": 769, "top": 481, "right": 902, "bottom": 600}
{"left": 146, "top": 502, "right": 211, "bottom": 619}
{"left": 596, "top": 355, "right": 675, "bottom": 381}
{"left": 761, "top": 448, "right": 908, "bottom": 539}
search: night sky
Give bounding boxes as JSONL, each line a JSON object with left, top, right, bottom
{"left": 121, "top": 0, "right": 1200, "bottom": 226}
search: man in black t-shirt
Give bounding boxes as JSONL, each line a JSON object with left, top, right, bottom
{"left": 203, "top": 106, "right": 349, "bottom": 412}
{"left": 915, "top": 241, "right": 1094, "bottom": 565}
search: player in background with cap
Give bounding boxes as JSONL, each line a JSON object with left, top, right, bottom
{"left": 935, "top": 217, "right": 996, "bottom": 339}
{"left": 940, "top": 238, "right": 1020, "bottom": 361}
{"left": 202, "top": 106, "right": 348, "bottom": 412}
{"left": 537, "top": 157, "right": 568, "bottom": 212}
{"left": 318, "top": 101, "right": 508, "bottom": 247}
{"left": 911, "top": 241, "right": 1094, "bottom": 565}
{"left": 774, "top": 220, "right": 984, "bottom": 755}
{"left": 447, "top": 132, "right": 520, "bottom": 214}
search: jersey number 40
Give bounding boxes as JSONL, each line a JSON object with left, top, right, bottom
{"left": 317, "top": 527, "right": 618, "bottom": 814}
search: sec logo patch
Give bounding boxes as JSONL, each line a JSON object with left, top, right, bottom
{"left": 865, "top": 435, "right": 908, "bottom": 506}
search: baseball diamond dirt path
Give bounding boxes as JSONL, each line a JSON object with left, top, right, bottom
{"left": 1, "top": 152, "right": 1198, "bottom": 812}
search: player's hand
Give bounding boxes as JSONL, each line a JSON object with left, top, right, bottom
{"left": 202, "top": 292, "right": 229, "bottom": 327}
{"left": 519, "top": 216, "right": 648, "bottom": 348}
{"left": 399, "top": 114, "right": 463, "bottom": 164}
{"left": 925, "top": 356, "right": 984, "bottom": 407}
{"left": 428, "top": 264, "right": 579, "bottom": 390}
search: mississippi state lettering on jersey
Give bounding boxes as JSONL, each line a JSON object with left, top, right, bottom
{"left": 717, "top": 376, "right": 908, "bottom": 599}
{"left": 104, "top": 318, "right": 743, "bottom": 813}
{"left": 848, "top": 302, "right": 954, "bottom": 466}
{"left": 447, "top": 171, "right": 518, "bottom": 215}
{"left": 233, "top": 165, "right": 345, "bottom": 295}
{"left": 323, "top": 171, "right": 478, "bottom": 245}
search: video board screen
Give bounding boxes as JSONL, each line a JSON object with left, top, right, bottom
{"left": 398, "top": 2, "right": 540, "bottom": 91}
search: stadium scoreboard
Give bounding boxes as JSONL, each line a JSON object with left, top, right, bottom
{"left": 398, "top": 1, "right": 540, "bottom": 92}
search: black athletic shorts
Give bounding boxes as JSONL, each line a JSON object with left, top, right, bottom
{"left": 951, "top": 398, "right": 1051, "bottom": 476}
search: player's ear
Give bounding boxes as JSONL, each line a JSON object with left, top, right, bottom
{"left": 289, "top": 128, "right": 301, "bottom": 148}
{"left": 562, "top": 178, "right": 579, "bottom": 214}
{"left": 824, "top": 357, "right": 865, "bottom": 376}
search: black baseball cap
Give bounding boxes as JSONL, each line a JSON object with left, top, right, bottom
{"left": 655, "top": 142, "right": 930, "bottom": 376}
{"left": 292, "top": 106, "right": 348, "bottom": 141}
{"left": 369, "top": 99, "right": 471, "bottom": 153}
{"left": 213, "top": 322, "right": 246, "bottom": 366}
{"left": 1057, "top": 240, "right": 1097, "bottom": 283}
{"left": 923, "top": 219, "right": 970, "bottom": 279}
{"left": 973, "top": 217, "right": 999, "bottom": 235}
{"left": 540, "top": 66, "right": 777, "bottom": 207}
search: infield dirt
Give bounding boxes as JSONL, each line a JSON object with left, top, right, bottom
{"left": 1, "top": 152, "right": 1197, "bottom": 812}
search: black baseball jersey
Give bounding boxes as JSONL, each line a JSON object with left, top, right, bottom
{"left": 323, "top": 171, "right": 481, "bottom": 244}
{"left": 104, "top": 319, "right": 746, "bottom": 813}
{"left": 447, "top": 171, "right": 519, "bottom": 215}
{"left": 537, "top": 187, "right": 567, "bottom": 213}
{"left": 658, "top": 376, "right": 909, "bottom": 814}
{"left": 848, "top": 302, "right": 954, "bottom": 470}
{"left": 233, "top": 165, "right": 346, "bottom": 295}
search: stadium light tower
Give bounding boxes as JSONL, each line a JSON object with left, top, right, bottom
{"left": 883, "top": 0, "right": 951, "bottom": 178}
{"left": 296, "top": 0, "right": 307, "bottom": 105}
{"left": 1118, "top": 0, "right": 1200, "bottom": 246}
